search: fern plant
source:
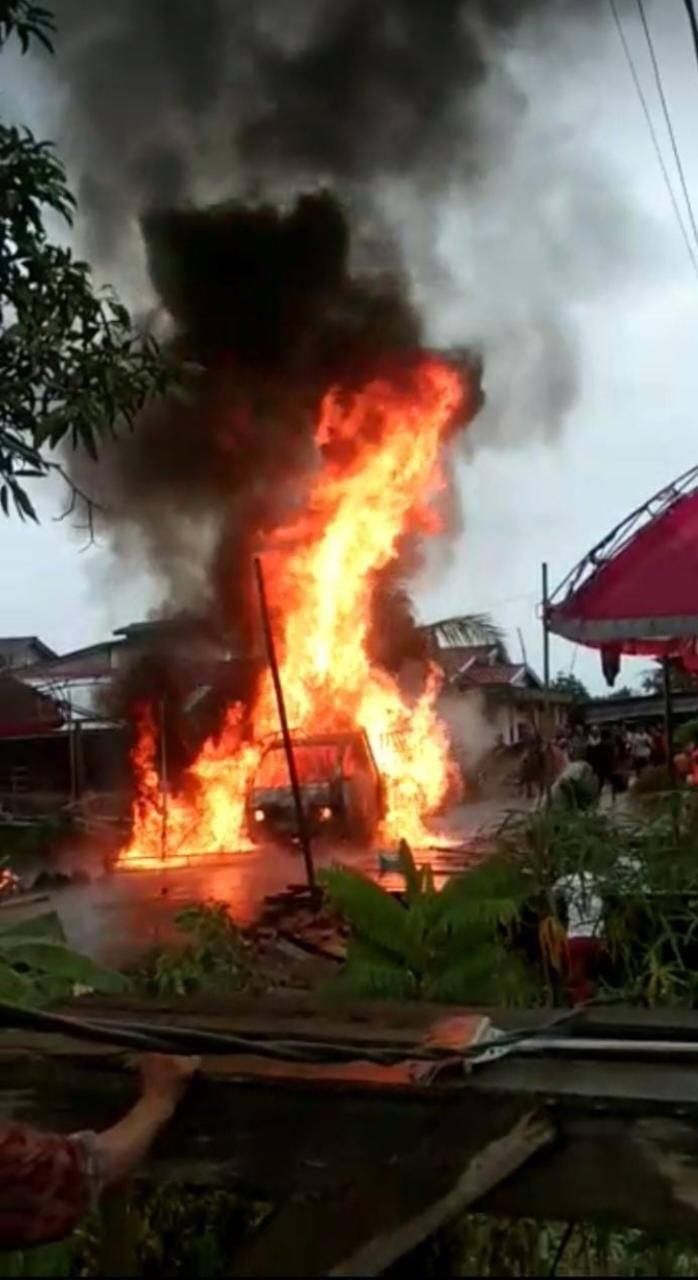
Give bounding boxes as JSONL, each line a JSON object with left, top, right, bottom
{"left": 320, "top": 841, "right": 536, "bottom": 1004}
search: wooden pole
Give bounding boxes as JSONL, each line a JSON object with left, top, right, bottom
{"left": 541, "top": 562, "right": 552, "bottom": 800}
{"left": 253, "top": 556, "right": 316, "bottom": 893}
{"left": 542, "top": 562, "right": 551, "bottom": 714}
{"left": 68, "top": 704, "right": 77, "bottom": 804}
{"left": 159, "top": 695, "right": 168, "bottom": 862}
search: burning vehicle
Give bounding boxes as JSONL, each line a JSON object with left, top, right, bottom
{"left": 246, "top": 730, "right": 385, "bottom": 846}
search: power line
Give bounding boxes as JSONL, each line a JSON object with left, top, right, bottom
{"left": 634, "top": 0, "right": 698, "bottom": 257}
{"left": 608, "top": 0, "right": 698, "bottom": 280}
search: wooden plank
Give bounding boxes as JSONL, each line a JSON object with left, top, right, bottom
{"left": 229, "top": 1100, "right": 538, "bottom": 1277}
{"left": 330, "top": 1111, "right": 555, "bottom": 1277}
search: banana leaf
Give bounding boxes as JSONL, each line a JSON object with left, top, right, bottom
{"left": 0, "top": 955, "right": 36, "bottom": 1004}
{"left": 320, "top": 867, "right": 421, "bottom": 967}
{"left": 334, "top": 937, "right": 419, "bottom": 1000}
{"left": 423, "top": 942, "right": 509, "bottom": 1004}
{"left": 0, "top": 910, "right": 66, "bottom": 942}
{"left": 396, "top": 839, "right": 421, "bottom": 902}
{"left": 0, "top": 937, "right": 129, "bottom": 995}
{"left": 432, "top": 860, "right": 528, "bottom": 937}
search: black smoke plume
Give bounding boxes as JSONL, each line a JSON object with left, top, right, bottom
{"left": 49, "top": 0, "right": 607, "bottom": 707}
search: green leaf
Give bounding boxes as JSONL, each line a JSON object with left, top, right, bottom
{"left": 423, "top": 942, "right": 509, "bottom": 1004}
{"left": 319, "top": 867, "right": 419, "bottom": 967}
{"left": 12, "top": 485, "right": 37, "bottom": 521}
{"left": 0, "top": 955, "right": 35, "bottom": 1004}
{"left": 0, "top": 938, "right": 129, "bottom": 994}
{"left": 332, "top": 938, "right": 419, "bottom": 1000}
{"left": 397, "top": 838, "right": 421, "bottom": 902}
{"left": 0, "top": 910, "right": 66, "bottom": 942}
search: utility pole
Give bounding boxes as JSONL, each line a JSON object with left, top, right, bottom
{"left": 254, "top": 556, "right": 316, "bottom": 894}
{"left": 541, "top": 562, "right": 552, "bottom": 802}
{"left": 541, "top": 562, "right": 551, "bottom": 726}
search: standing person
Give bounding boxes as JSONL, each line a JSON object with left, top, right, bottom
{"left": 588, "top": 728, "right": 615, "bottom": 801}
{"left": 632, "top": 727, "right": 652, "bottom": 775}
{"left": 0, "top": 1054, "right": 199, "bottom": 1250}
{"left": 650, "top": 726, "right": 666, "bottom": 767}
{"left": 585, "top": 727, "right": 602, "bottom": 789}
{"left": 568, "top": 725, "right": 587, "bottom": 762}
{"left": 611, "top": 726, "right": 630, "bottom": 799}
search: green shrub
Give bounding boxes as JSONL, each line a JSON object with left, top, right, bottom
{"left": 133, "top": 902, "right": 249, "bottom": 997}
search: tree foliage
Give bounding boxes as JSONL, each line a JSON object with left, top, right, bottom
{"left": 641, "top": 660, "right": 698, "bottom": 696}
{"left": 550, "top": 671, "right": 591, "bottom": 703}
{"left": 0, "top": 0, "right": 177, "bottom": 520}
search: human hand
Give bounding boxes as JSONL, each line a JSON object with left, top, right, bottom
{"left": 139, "top": 1053, "right": 201, "bottom": 1118}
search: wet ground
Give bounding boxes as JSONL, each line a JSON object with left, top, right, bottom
{"left": 5, "top": 797, "right": 531, "bottom": 966}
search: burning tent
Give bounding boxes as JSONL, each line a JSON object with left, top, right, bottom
{"left": 547, "top": 465, "right": 698, "bottom": 686}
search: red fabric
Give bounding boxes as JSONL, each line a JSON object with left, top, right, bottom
{"left": 550, "top": 490, "right": 698, "bottom": 653}
{"left": 564, "top": 936, "right": 603, "bottom": 1005}
{"left": 0, "top": 1125, "right": 90, "bottom": 1248}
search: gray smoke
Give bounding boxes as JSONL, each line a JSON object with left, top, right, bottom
{"left": 45, "top": 1, "right": 606, "bottom": 278}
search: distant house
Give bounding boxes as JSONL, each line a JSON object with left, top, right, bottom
{"left": 434, "top": 641, "right": 570, "bottom": 755}
{"left": 0, "top": 672, "right": 64, "bottom": 737}
{"left": 0, "top": 636, "right": 56, "bottom": 671}
{"left": 0, "top": 620, "right": 253, "bottom": 806}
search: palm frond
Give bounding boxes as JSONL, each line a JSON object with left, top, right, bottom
{"left": 420, "top": 612, "right": 506, "bottom": 653}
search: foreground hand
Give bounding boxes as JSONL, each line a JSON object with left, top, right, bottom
{"left": 140, "top": 1053, "right": 201, "bottom": 1116}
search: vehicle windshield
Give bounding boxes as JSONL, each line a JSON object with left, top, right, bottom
{"left": 254, "top": 742, "right": 343, "bottom": 789}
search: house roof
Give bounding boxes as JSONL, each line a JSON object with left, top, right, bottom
{"left": 16, "top": 640, "right": 126, "bottom": 681}
{"left": 434, "top": 644, "right": 504, "bottom": 680}
{"left": 459, "top": 662, "right": 529, "bottom": 688}
{"left": 0, "top": 636, "right": 57, "bottom": 665}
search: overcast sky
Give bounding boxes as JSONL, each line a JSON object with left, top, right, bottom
{"left": 2, "top": 0, "right": 698, "bottom": 694}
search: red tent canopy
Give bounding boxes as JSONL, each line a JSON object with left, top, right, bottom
{"left": 548, "top": 467, "right": 698, "bottom": 668}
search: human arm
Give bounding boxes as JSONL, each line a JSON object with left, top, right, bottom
{"left": 0, "top": 1054, "right": 199, "bottom": 1249}
{"left": 91, "top": 1053, "right": 200, "bottom": 1189}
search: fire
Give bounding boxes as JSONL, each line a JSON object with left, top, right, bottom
{"left": 120, "top": 356, "right": 471, "bottom": 867}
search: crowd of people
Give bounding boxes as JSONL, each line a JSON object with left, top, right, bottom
{"left": 558, "top": 722, "right": 664, "bottom": 799}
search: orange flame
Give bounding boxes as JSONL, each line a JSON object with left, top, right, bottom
{"left": 120, "top": 357, "right": 470, "bottom": 866}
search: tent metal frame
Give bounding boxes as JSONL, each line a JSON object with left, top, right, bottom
{"left": 549, "top": 464, "right": 698, "bottom": 609}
